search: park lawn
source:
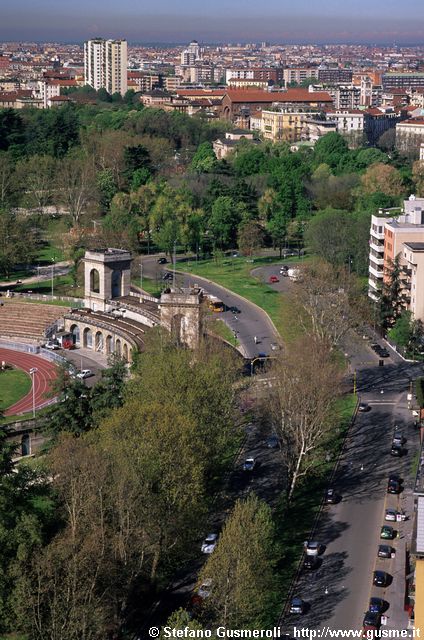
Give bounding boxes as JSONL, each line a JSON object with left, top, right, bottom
{"left": 0, "top": 369, "right": 32, "bottom": 411}
{"left": 15, "top": 274, "right": 83, "bottom": 298}
{"left": 180, "top": 256, "right": 303, "bottom": 343}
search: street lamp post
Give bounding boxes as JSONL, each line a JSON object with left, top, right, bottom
{"left": 51, "top": 256, "right": 55, "bottom": 299}
{"left": 29, "top": 367, "right": 38, "bottom": 418}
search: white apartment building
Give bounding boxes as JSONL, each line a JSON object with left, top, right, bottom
{"left": 368, "top": 196, "right": 424, "bottom": 322}
{"left": 181, "top": 40, "right": 200, "bottom": 66}
{"left": 84, "top": 38, "right": 128, "bottom": 96}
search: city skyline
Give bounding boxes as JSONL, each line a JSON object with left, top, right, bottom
{"left": 3, "top": 0, "right": 424, "bottom": 44}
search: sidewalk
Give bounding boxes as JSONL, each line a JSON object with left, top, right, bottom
{"left": 0, "top": 261, "right": 70, "bottom": 289}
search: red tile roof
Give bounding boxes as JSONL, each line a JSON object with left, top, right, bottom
{"left": 225, "top": 88, "right": 333, "bottom": 103}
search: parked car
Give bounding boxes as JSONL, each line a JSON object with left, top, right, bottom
{"left": 76, "top": 369, "right": 93, "bottom": 379}
{"left": 387, "top": 478, "right": 401, "bottom": 494}
{"left": 304, "top": 541, "right": 324, "bottom": 556}
{"left": 280, "top": 265, "right": 289, "bottom": 274}
{"left": 358, "top": 402, "right": 370, "bottom": 412}
{"left": 392, "top": 431, "right": 405, "bottom": 446}
{"left": 363, "top": 611, "right": 381, "bottom": 629}
{"left": 368, "top": 597, "right": 385, "bottom": 614}
{"left": 385, "top": 508, "right": 397, "bottom": 522}
{"left": 324, "top": 488, "right": 340, "bottom": 504}
{"left": 45, "top": 340, "right": 60, "bottom": 350}
{"left": 269, "top": 275, "right": 279, "bottom": 283}
{"left": 289, "top": 597, "right": 305, "bottom": 614}
{"left": 266, "top": 435, "right": 280, "bottom": 449}
{"left": 391, "top": 443, "right": 404, "bottom": 457}
{"left": 373, "top": 570, "right": 390, "bottom": 587}
{"left": 162, "top": 272, "right": 173, "bottom": 281}
{"left": 378, "top": 545, "right": 393, "bottom": 559}
{"left": 380, "top": 525, "right": 394, "bottom": 540}
{"left": 303, "top": 555, "right": 320, "bottom": 571}
{"left": 243, "top": 457, "right": 256, "bottom": 471}
{"left": 157, "top": 257, "right": 167, "bottom": 264}
{"left": 201, "top": 533, "right": 218, "bottom": 554}
{"left": 228, "top": 305, "right": 241, "bottom": 314}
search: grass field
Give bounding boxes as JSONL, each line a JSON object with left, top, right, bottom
{"left": 0, "top": 368, "right": 32, "bottom": 411}
{"left": 15, "top": 274, "right": 83, "bottom": 298}
{"left": 209, "top": 317, "right": 240, "bottom": 346}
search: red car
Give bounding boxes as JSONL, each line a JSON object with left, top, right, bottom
{"left": 269, "top": 275, "right": 279, "bottom": 283}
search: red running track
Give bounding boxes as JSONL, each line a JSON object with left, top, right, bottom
{"left": 0, "top": 348, "right": 58, "bottom": 416}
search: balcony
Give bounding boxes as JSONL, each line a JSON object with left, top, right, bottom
{"left": 370, "top": 229, "right": 385, "bottom": 241}
{"left": 369, "top": 240, "right": 385, "bottom": 254}
{"left": 369, "top": 252, "right": 384, "bottom": 266}
{"left": 369, "top": 263, "right": 384, "bottom": 279}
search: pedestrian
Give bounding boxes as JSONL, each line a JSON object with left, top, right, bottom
{"left": 254, "top": 336, "right": 258, "bottom": 344}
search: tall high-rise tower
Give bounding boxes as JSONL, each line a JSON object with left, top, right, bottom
{"left": 84, "top": 38, "right": 128, "bottom": 96}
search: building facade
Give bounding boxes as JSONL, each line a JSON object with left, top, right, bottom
{"left": 84, "top": 38, "right": 128, "bottom": 96}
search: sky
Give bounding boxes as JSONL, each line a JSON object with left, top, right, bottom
{"left": 2, "top": 0, "right": 424, "bottom": 44}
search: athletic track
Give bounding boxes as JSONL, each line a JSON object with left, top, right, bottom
{"left": 0, "top": 348, "right": 58, "bottom": 416}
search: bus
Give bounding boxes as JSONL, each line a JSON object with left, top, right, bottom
{"left": 208, "top": 296, "right": 224, "bottom": 313}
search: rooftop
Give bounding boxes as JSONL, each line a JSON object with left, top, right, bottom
{"left": 403, "top": 242, "right": 424, "bottom": 252}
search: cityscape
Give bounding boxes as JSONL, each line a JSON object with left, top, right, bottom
{"left": 3, "top": 1, "right": 424, "bottom": 639}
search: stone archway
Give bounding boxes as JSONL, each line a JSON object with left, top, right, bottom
{"left": 70, "top": 323, "right": 80, "bottom": 346}
{"left": 115, "top": 338, "right": 122, "bottom": 356}
{"left": 21, "top": 434, "right": 30, "bottom": 456}
{"left": 123, "top": 343, "right": 128, "bottom": 362}
{"left": 111, "top": 270, "right": 122, "bottom": 298}
{"left": 95, "top": 330, "right": 104, "bottom": 352}
{"left": 106, "top": 334, "right": 113, "bottom": 355}
{"left": 83, "top": 327, "right": 93, "bottom": 348}
{"left": 90, "top": 268, "right": 100, "bottom": 293}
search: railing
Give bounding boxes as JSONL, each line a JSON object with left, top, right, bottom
{"left": 14, "top": 292, "right": 84, "bottom": 306}
{"left": 64, "top": 312, "right": 141, "bottom": 346}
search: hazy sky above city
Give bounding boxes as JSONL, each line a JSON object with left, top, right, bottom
{"left": 3, "top": 0, "right": 424, "bottom": 44}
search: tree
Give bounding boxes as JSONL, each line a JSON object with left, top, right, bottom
{"left": 15, "top": 154, "right": 57, "bottom": 213}
{"left": 313, "top": 132, "right": 349, "bottom": 170}
{"left": 90, "top": 355, "right": 127, "bottom": 423}
{"left": 412, "top": 160, "right": 424, "bottom": 196}
{"left": 0, "top": 208, "right": 36, "bottom": 277}
{"left": 57, "top": 154, "right": 96, "bottom": 226}
{"left": 43, "top": 376, "right": 93, "bottom": 437}
{"left": 96, "top": 167, "right": 117, "bottom": 211}
{"left": 190, "top": 141, "right": 217, "bottom": 174}
{"left": 380, "top": 253, "right": 407, "bottom": 329}
{"left": 361, "top": 162, "right": 404, "bottom": 197}
{"left": 209, "top": 195, "right": 240, "bottom": 249}
{"left": 0, "top": 152, "right": 15, "bottom": 207}
{"left": 198, "top": 495, "right": 277, "bottom": 629}
{"left": 291, "top": 260, "right": 364, "bottom": 347}
{"left": 388, "top": 310, "right": 412, "bottom": 348}
{"left": 237, "top": 219, "right": 264, "bottom": 256}
{"left": 270, "top": 336, "right": 342, "bottom": 500}
{"left": 304, "top": 208, "right": 354, "bottom": 268}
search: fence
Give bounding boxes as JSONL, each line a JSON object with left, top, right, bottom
{"left": 0, "top": 339, "right": 69, "bottom": 367}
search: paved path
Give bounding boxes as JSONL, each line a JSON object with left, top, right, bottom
{"left": 0, "top": 348, "right": 58, "bottom": 415}
{"left": 0, "top": 261, "right": 70, "bottom": 290}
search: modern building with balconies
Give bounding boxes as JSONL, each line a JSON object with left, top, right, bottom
{"left": 368, "top": 196, "right": 424, "bottom": 323}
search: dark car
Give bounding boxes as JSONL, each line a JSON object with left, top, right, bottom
{"left": 157, "top": 257, "right": 167, "bottom": 264}
{"left": 228, "top": 306, "right": 241, "bottom": 314}
{"left": 371, "top": 343, "right": 382, "bottom": 352}
{"left": 380, "top": 525, "right": 394, "bottom": 540}
{"left": 289, "top": 597, "right": 305, "bottom": 614}
{"left": 162, "top": 272, "right": 173, "bottom": 281}
{"left": 358, "top": 402, "right": 371, "bottom": 412}
{"left": 363, "top": 611, "right": 381, "bottom": 628}
{"left": 373, "top": 570, "right": 389, "bottom": 587}
{"left": 324, "top": 488, "right": 340, "bottom": 504}
{"left": 387, "top": 479, "right": 401, "bottom": 494}
{"left": 369, "top": 597, "right": 385, "bottom": 614}
{"left": 303, "top": 555, "right": 320, "bottom": 571}
{"left": 266, "top": 435, "right": 280, "bottom": 449}
{"left": 379, "top": 349, "right": 390, "bottom": 358}
{"left": 378, "top": 544, "right": 393, "bottom": 559}
{"left": 391, "top": 443, "right": 404, "bottom": 457}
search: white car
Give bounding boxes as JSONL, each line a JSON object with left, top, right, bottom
{"left": 243, "top": 457, "right": 256, "bottom": 471}
{"left": 385, "top": 508, "right": 397, "bottom": 522}
{"left": 45, "top": 341, "right": 60, "bottom": 350}
{"left": 201, "top": 533, "right": 218, "bottom": 554}
{"left": 304, "top": 541, "right": 324, "bottom": 556}
{"left": 76, "top": 369, "right": 93, "bottom": 379}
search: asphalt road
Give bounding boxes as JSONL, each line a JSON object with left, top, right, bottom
{"left": 281, "top": 333, "right": 422, "bottom": 633}
{"left": 140, "top": 255, "right": 279, "bottom": 359}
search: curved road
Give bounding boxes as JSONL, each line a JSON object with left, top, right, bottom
{"left": 140, "top": 255, "right": 280, "bottom": 359}
{"left": 0, "top": 348, "right": 58, "bottom": 415}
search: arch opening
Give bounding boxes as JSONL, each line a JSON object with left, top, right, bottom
{"left": 90, "top": 268, "right": 100, "bottom": 293}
